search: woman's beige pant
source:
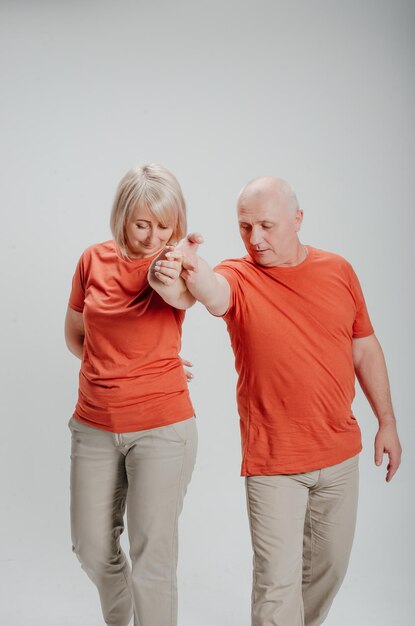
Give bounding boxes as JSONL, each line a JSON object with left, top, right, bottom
{"left": 246, "top": 455, "right": 359, "bottom": 626}
{"left": 69, "top": 416, "right": 197, "bottom": 626}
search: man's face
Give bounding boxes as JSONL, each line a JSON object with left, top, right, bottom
{"left": 237, "top": 191, "right": 303, "bottom": 267}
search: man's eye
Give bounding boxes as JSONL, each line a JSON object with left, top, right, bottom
{"left": 240, "top": 224, "right": 250, "bottom": 230}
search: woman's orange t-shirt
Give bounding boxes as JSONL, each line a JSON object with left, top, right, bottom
{"left": 215, "top": 246, "right": 374, "bottom": 476}
{"left": 68, "top": 240, "right": 194, "bottom": 433}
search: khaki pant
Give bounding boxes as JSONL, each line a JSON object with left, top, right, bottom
{"left": 69, "top": 416, "right": 197, "bottom": 626}
{"left": 246, "top": 455, "right": 359, "bottom": 626}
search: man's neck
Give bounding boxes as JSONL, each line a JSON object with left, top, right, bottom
{"left": 275, "top": 242, "right": 307, "bottom": 267}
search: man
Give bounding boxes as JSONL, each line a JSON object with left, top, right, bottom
{"left": 148, "top": 176, "right": 402, "bottom": 626}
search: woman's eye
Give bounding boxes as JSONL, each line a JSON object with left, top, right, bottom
{"left": 158, "top": 225, "right": 170, "bottom": 230}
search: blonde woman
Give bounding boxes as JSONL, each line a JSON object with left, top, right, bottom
{"left": 65, "top": 164, "right": 197, "bottom": 626}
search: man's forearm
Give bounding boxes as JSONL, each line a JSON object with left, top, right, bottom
{"left": 186, "top": 258, "right": 221, "bottom": 305}
{"left": 184, "top": 257, "right": 230, "bottom": 316}
{"left": 353, "top": 335, "right": 395, "bottom": 424}
{"left": 353, "top": 334, "right": 402, "bottom": 480}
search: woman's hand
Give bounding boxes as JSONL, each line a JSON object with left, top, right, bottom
{"left": 147, "top": 246, "right": 196, "bottom": 310}
{"left": 149, "top": 246, "right": 183, "bottom": 286}
{"left": 180, "top": 357, "right": 194, "bottom": 382}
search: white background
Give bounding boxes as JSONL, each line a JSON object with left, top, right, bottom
{"left": 0, "top": 1, "right": 413, "bottom": 624}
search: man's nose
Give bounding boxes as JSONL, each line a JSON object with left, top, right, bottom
{"left": 249, "top": 227, "right": 262, "bottom": 246}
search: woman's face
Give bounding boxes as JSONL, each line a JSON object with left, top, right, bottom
{"left": 125, "top": 205, "right": 174, "bottom": 258}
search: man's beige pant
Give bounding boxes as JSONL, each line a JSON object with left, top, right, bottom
{"left": 246, "top": 455, "right": 359, "bottom": 626}
{"left": 69, "top": 416, "right": 197, "bottom": 626}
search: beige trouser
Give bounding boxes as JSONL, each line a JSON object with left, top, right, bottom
{"left": 246, "top": 455, "right": 359, "bottom": 626}
{"left": 69, "top": 416, "right": 197, "bottom": 626}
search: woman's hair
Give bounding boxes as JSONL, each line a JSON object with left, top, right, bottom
{"left": 110, "top": 164, "right": 187, "bottom": 257}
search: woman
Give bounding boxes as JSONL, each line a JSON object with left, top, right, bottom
{"left": 64, "top": 164, "right": 197, "bottom": 626}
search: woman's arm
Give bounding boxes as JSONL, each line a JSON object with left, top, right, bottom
{"left": 64, "top": 306, "right": 85, "bottom": 359}
{"left": 148, "top": 247, "right": 196, "bottom": 310}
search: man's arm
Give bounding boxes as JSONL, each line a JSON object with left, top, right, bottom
{"left": 352, "top": 334, "right": 402, "bottom": 481}
{"left": 182, "top": 255, "right": 231, "bottom": 316}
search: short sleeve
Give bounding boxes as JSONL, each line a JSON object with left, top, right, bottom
{"left": 349, "top": 266, "right": 374, "bottom": 338}
{"left": 213, "top": 261, "right": 242, "bottom": 318}
{"left": 68, "top": 254, "right": 86, "bottom": 312}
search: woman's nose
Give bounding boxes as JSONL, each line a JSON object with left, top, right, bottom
{"left": 145, "top": 228, "right": 156, "bottom": 243}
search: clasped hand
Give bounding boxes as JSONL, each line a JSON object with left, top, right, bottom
{"left": 151, "top": 233, "right": 203, "bottom": 285}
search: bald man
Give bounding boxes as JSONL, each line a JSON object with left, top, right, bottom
{"left": 148, "top": 177, "right": 402, "bottom": 626}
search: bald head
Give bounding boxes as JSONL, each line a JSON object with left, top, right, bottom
{"left": 237, "top": 176, "right": 299, "bottom": 216}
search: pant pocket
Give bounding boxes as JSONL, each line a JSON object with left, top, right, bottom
{"left": 167, "top": 417, "right": 195, "bottom": 444}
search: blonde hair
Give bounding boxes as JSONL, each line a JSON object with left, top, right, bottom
{"left": 110, "top": 164, "right": 187, "bottom": 257}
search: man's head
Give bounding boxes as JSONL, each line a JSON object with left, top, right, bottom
{"left": 237, "top": 176, "right": 304, "bottom": 267}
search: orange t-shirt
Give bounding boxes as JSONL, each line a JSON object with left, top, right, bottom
{"left": 68, "top": 240, "right": 194, "bottom": 433}
{"left": 215, "top": 246, "right": 374, "bottom": 476}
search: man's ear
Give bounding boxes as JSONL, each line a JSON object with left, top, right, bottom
{"left": 295, "top": 209, "right": 304, "bottom": 232}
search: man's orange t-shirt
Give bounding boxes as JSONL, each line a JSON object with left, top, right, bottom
{"left": 215, "top": 246, "right": 374, "bottom": 476}
{"left": 68, "top": 240, "right": 194, "bottom": 433}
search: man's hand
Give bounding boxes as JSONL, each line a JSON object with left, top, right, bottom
{"left": 374, "top": 419, "right": 402, "bottom": 482}
{"left": 167, "top": 233, "right": 204, "bottom": 283}
{"left": 352, "top": 334, "right": 402, "bottom": 483}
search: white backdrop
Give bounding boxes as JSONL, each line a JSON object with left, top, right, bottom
{"left": 1, "top": 1, "right": 413, "bottom": 624}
